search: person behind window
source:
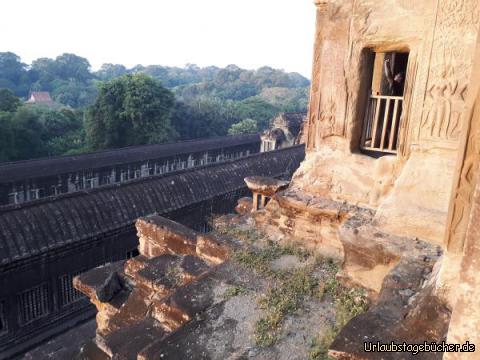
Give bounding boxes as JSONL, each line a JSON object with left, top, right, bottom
{"left": 384, "top": 58, "right": 405, "bottom": 96}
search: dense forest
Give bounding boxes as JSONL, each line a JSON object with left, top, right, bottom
{"left": 0, "top": 52, "right": 310, "bottom": 162}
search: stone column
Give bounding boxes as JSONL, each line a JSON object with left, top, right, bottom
{"left": 437, "top": 28, "right": 480, "bottom": 307}
{"left": 260, "top": 195, "right": 266, "bottom": 209}
{"left": 252, "top": 192, "right": 259, "bottom": 212}
{"left": 306, "top": 1, "right": 329, "bottom": 150}
{"left": 444, "top": 184, "right": 480, "bottom": 359}
{"left": 442, "top": 29, "right": 480, "bottom": 358}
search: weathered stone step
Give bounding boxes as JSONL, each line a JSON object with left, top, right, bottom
{"left": 133, "top": 254, "right": 210, "bottom": 294}
{"left": 74, "top": 262, "right": 131, "bottom": 335}
{"left": 195, "top": 233, "right": 229, "bottom": 265}
{"left": 105, "top": 254, "right": 210, "bottom": 334}
{"left": 151, "top": 271, "right": 221, "bottom": 331}
{"left": 74, "top": 261, "right": 128, "bottom": 305}
{"left": 77, "top": 339, "right": 110, "bottom": 360}
{"left": 136, "top": 215, "right": 229, "bottom": 265}
{"left": 141, "top": 261, "right": 262, "bottom": 360}
{"left": 104, "top": 287, "right": 152, "bottom": 335}
{"left": 137, "top": 216, "right": 198, "bottom": 258}
{"left": 74, "top": 215, "right": 233, "bottom": 358}
{"left": 96, "top": 318, "right": 167, "bottom": 360}
{"left": 124, "top": 255, "right": 149, "bottom": 278}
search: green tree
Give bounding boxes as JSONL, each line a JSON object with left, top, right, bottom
{"left": 51, "top": 80, "right": 98, "bottom": 108}
{"left": 0, "top": 88, "right": 21, "bottom": 112}
{"left": 38, "top": 108, "right": 86, "bottom": 155}
{"left": 0, "top": 106, "right": 89, "bottom": 162}
{"left": 9, "top": 107, "right": 47, "bottom": 160}
{"left": 0, "top": 52, "right": 31, "bottom": 96}
{"left": 0, "top": 112, "right": 15, "bottom": 161}
{"left": 96, "top": 63, "right": 128, "bottom": 80}
{"left": 234, "top": 97, "right": 280, "bottom": 130}
{"left": 53, "top": 53, "right": 92, "bottom": 83}
{"left": 228, "top": 118, "right": 258, "bottom": 135}
{"left": 86, "top": 74, "right": 175, "bottom": 150}
{"left": 170, "top": 98, "right": 241, "bottom": 140}
{"left": 30, "top": 54, "right": 95, "bottom": 107}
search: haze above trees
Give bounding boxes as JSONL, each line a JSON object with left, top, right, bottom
{"left": 0, "top": 52, "right": 310, "bottom": 161}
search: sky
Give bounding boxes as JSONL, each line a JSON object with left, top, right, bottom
{"left": 1, "top": 0, "right": 316, "bottom": 78}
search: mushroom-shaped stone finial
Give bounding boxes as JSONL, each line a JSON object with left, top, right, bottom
{"left": 244, "top": 176, "right": 289, "bottom": 197}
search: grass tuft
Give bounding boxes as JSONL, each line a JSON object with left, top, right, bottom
{"left": 308, "top": 327, "right": 337, "bottom": 360}
{"left": 308, "top": 263, "right": 368, "bottom": 359}
{"left": 220, "top": 223, "right": 368, "bottom": 353}
{"left": 165, "top": 263, "right": 183, "bottom": 287}
{"left": 222, "top": 285, "right": 248, "bottom": 299}
{"left": 255, "top": 266, "right": 318, "bottom": 346}
{"left": 232, "top": 241, "right": 312, "bottom": 277}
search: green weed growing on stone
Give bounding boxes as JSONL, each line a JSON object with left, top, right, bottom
{"left": 222, "top": 285, "right": 249, "bottom": 299}
{"left": 308, "top": 327, "right": 337, "bottom": 360}
{"left": 254, "top": 266, "right": 318, "bottom": 346}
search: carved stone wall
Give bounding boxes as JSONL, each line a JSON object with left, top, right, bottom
{"left": 440, "top": 32, "right": 480, "bottom": 341}
{"left": 443, "top": 188, "right": 480, "bottom": 360}
{"left": 436, "top": 26, "right": 480, "bottom": 311}
{"left": 416, "top": 0, "right": 479, "bottom": 149}
{"left": 295, "top": 0, "right": 480, "bottom": 245}
{"left": 307, "top": 2, "right": 352, "bottom": 151}
{"left": 443, "top": 29, "right": 480, "bottom": 254}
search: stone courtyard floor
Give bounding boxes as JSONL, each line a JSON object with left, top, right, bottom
{"left": 23, "top": 215, "right": 369, "bottom": 360}
{"left": 21, "top": 320, "right": 96, "bottom": 360}
{"left": 167, "top": 215, "right": 369, "bottom": 360}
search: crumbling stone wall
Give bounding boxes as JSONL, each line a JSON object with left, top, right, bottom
{"left": 74, "top": 216, "right": 230, "bottom": 359}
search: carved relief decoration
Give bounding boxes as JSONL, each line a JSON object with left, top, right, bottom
{"left": 445, "top": 1, "right": 480, "bottom": 252}
{"left": 446, "top": 110, "right": 480, "bottom": 253}
{"left": 419, "top": 65, "right": 468, "bottom": 141}
{"left": 313, "top": 37, "right": 348, "bottom": 143}
{"left": 318, "top": 98, "right": 337, "bottom": 139}
{"left": 418, "top": 0, "right": 479, "bottom": 145}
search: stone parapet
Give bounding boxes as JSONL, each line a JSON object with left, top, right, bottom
{"left": 74, "top": 214, "right": 231, "bottom": 359}
{"left": 330, "top": 226, "right": 448, "bottom": 359}
{"left": 253, "top": 189, "right": 373, "bottom": 260}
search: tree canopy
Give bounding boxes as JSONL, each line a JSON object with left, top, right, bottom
{"left": 0, "top": 88, "right": 21, "bottom": 112}
{"left": 228, "top": 118, "right": 258, "bottom": 135}
{"left": 85, "top": 74, "right": 175, "bottom": 150}
{"left": 0, "top": 97, "right": 86, "bottom": 162}
{"left": 0, "top": 52, "right": 310, "bottom": 162}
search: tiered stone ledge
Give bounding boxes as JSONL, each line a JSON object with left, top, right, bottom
{"left": 252, "top": 188, "right": 374, "bottom": 260}
{"left": 74, "top": 215, "right": 231, "bottom": 359}
{"left": 330, "top": 224, "right": 448, "bottom": 359}
{"left": 243, "top": 184, "right": 450, "bottom": 359}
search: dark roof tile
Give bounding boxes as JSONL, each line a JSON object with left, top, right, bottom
{"left": 0, "top": 134, "right": 260, "bottom": 183}
{"left": 0, "top": 146, "right": 304, "bottom": 266}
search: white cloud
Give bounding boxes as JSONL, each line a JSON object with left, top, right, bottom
{"left": 1, "top": 0, "right": 316, "bottom": 77}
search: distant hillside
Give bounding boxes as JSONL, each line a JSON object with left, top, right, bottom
{"left": 0, "top": 52, "right": 310, "bottom": 109}
{"left": 100, "top": 63, "right": 309, "bottom": 97}
{"left": 0, "top": 52, "right": 310, "bottom": 162}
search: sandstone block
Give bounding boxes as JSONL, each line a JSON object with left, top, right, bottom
{"left": 136, "top": 216, "right": 197, "bottom": 258}
{"left": 74, "top": 262, "right": 128, "bottom": 308}
{"left": 134, "top": 254, "right": 209, "bottom": 295}
{"left": 196, "top": 233, "right": 229, "bottom": 265}
{"left": 235, "top": 197, "right": 253, "bottom": 214}
{"left": 96, "top": 272, "right": 123, "bottom": 303}
{"left": 96, "top": 319, "right": 167, "bottom": 359}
